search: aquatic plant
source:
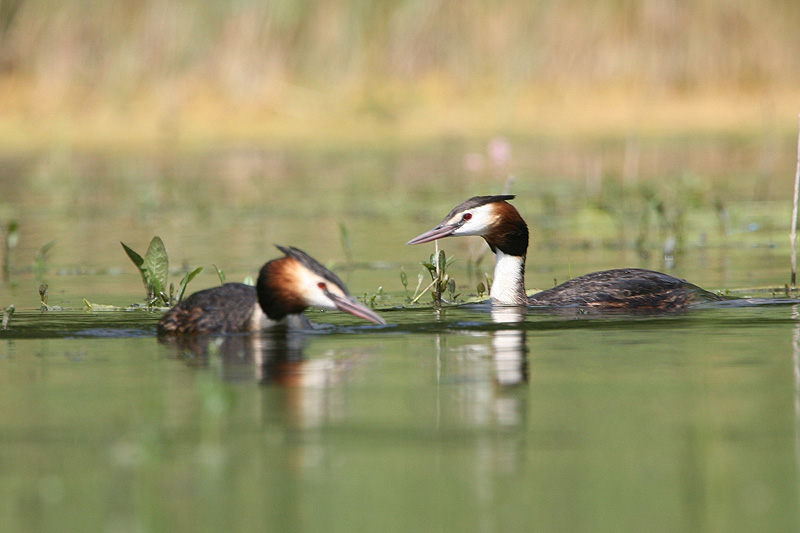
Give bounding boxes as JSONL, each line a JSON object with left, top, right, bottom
{"left": 365, "top": 286, "right": 384, "bottom": 308}
{"left": 411, "top": 249, "right": 458, "bottom": 306}
{"left": 121, "top": 236, "right": 202, "bottom": 308}
{"left": 2, "top": 220, "right": 18, "bottom": 282}
{"left": 213, "top": 264, "right": 226, "bottom": 285}
{"left": 2, "top": 304, "right": 13, "bottom": 329}
{"left": 339, "top": 222, "right": 353, "bottom": 268}
{"left": 400, "top": 269, "right": 410, "bottom": 300}
{"left": 791, "top": 115, "right": 800, "bottom": 287}
{"left": 38, "top": 283, "right": 48, "bottom": 310}
{"left": 34, "top": 241, "right": 55, "bottom": 282}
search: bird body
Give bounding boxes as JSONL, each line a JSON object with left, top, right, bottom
{"left": 157, "top": 283, "right": 267, "bottom": 335}
{"left": 408, "top": 195, "right": 721, "bottom": 310}
{"left": 157, "top": 246, "right": 385, "bottom": 335}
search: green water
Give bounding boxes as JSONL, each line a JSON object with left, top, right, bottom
{"left": 1, "top": 306, "right": 799, "bottom": 531}
{"left": 1, "top": 142, "right": 799, "bottom": 531}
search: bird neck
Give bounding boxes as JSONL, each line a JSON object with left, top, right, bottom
{"left": 482, "top": 206, "right": 529, "bottom": 305}
{"left": 490, "top": 250, "right": 528, "bottom": 305}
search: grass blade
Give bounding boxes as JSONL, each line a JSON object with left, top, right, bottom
{"left": 177, "top": 267, "right": 203, "bottom": 302}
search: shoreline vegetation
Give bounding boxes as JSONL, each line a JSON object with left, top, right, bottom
{"left": 0, "top": 0, "right": 798, "bottom": 152}
{"left": 1, "top": 81, "right": 798, "bottom": 153}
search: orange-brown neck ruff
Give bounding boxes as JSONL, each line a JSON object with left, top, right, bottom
{"left": 257, "top": 257, "right": 307, "bottom": 320}
{"left": 483, "top": 201, "right": 529, "bottom": 258}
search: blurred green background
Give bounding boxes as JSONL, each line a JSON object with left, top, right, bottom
{"left": 0, "top": 0, "right": 798, "bottom": 151}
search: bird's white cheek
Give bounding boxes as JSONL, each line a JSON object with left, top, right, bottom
{"left": 305, "top": 287, "right": 336, "bottom": 311}
{"left": 455, "top": 206, "right": 497, "bottom": 236}
{"left": 301, "top": 279, "right": 343, "bottom": 312}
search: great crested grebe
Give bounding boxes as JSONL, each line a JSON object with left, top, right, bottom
{"left": 407, "top": 195, "right": 722, "bottom": 309}
{"left": 157, "top": 245, "right": 385, "bottom": 334}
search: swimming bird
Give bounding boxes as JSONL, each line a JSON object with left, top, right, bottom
{"left": 157, "top": 245, "right": 385, "bottom": 334}
{"left": 407, "top": 195, "right": 721, "bottom": 309}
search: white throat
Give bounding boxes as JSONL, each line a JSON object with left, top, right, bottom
{"left": 490, "top": 250, "right": 528, "bottom": 305}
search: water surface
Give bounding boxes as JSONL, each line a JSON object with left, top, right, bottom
{"left": 1, "top": 143, "right": 799, "bottom": 531}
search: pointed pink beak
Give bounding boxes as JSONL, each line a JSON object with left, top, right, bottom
{"left": 406, "top": 223, "right": 459, "bottom": 245}
{"left": 327, "top": 293, "right": 387, "bottom": 325}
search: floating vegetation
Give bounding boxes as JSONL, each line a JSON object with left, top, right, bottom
{"left": 121, "top": 236, "right": 203, "bottom": 308}
{"left": 2, "top": 304, "right": 13, "bottom": 329}
{"left": 409, "top": 249, "right": 458, "bottom": 306}
{"left": 364, "top": 286, "right": 384, "bottom": 308}
{"left": 477, "top": 281, "right": 486, "bottom": 299}
{"left": 400, "top": 268, "right": 410, "bottom": 300}
{"left": 38, "top": 283, "right": 49, "bottom": 310}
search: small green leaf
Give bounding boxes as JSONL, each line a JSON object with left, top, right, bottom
{"left": 143, "top": 236, "right": 169, "bottom": 296}
{"left": 121, "top": 242, "right": 144, "bottom": 269}
{"left": 213, "top": 264, "right": 226, "bottom": 285}
{"left": 177, "top": 266, "right": 203, "bottom": 301}
{"left": 121, "top": 241, "right": 149, "bottom": 288}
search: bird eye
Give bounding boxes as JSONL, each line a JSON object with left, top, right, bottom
{"left": 317, "top": 282, "right": 327, "bottom": 290}
{"left": 463, "top": 213, "right": 472, "bottom": 221}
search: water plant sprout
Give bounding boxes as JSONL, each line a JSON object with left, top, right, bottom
{"left": 121, "top": 236, "right": 202, "bottom": 308}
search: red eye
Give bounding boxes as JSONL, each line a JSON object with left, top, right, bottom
{"left": 463, "top": 213, "right": 472, "bottom": 220}
{"left": 317, "top": 282, "right": 327, "bottom": 289}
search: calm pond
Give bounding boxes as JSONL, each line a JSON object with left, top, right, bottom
{"left": 1, "top": 139, "right": 800, "bottom": 531}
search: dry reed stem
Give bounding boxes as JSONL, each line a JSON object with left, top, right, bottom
{"left": 792, "top": 114, "right": 800, "bottom": 286}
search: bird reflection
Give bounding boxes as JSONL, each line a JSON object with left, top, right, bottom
{"left": 489, "top": 305, "right": 529, "bottom": 387}
{"left": 433, "top": 304, "right": 529, "bottom": 434}
{"left": 159, "top": 327, "right": 349, "bottom": 386}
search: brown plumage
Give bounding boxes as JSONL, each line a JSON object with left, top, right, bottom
{"left": 157, "top": 283, "right": 261, "bottom": 335}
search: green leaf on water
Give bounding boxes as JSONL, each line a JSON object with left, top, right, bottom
{"left": 177, "top": 267, "right": 203, "bottom": 301}
{"left": 143, "top": 236, "right": 169, "bottom": 296}
{"left": 121, "top": 241, "right": 148, "bottom": 287}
